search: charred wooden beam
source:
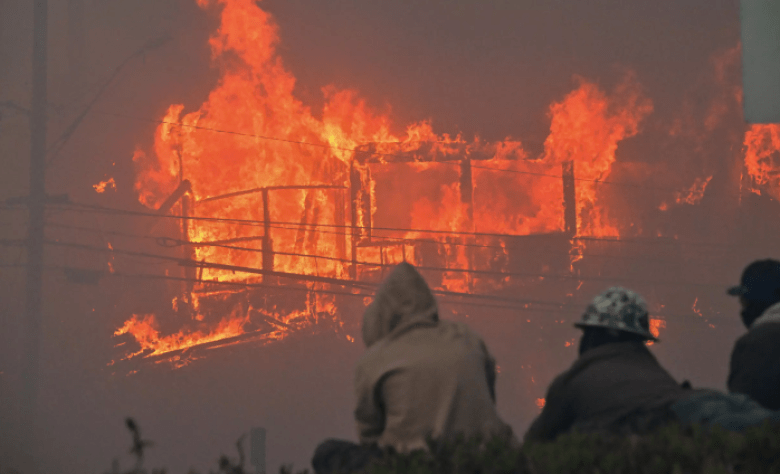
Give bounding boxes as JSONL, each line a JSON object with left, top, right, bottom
{"left": 350, "top": 161, "right": 360, "bottom": 279}
{"left": 261, "top": 188, "right": 273, "bottom": 272}
{"left": 362, "top": 167, "right": 373, "bottom": 241}
{"left": 294, "top": 191, "right": 314, "bottom": 256}
{"left": 335, "top": 190, "right": 347, "bottom": 263}
{"left": 197, "top": 185, "right": 345, "bottom": 204}
{"left": 180, "top": 192, "right": 198, "bottom": 309}
{"left": 180, "top": 259, "right": 377, "bottom": 289}
{"left": 562, "top": 161, "right": 577, "bottom": 236}
{"left": 156, "top": 179, "right": 192, "bottom": 215}
{"left": 354, "top": 141, "right": 507, "bottom": 164}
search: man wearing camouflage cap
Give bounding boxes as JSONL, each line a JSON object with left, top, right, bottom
{"left": 726, "top": 259, "right": 780, "bottom": 410}
{"left": 524, "top": 287, "right": 689, "bottom": 443}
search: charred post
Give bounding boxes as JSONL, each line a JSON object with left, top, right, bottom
{"left": 459, "top": 157, "right": 475, "bottom": 290}
{"left": 335, "top": 190, "right": 347, "bottom": 263}
{"left": 362, "top": 166, "right": 373, "bottom": 242}
{"left": 349, "top": 161, "right": 360, "bottom": 279}
{"left": 181, "top": 192, "right": 197, "bottom": 311}
{"left": 261, "top": 188, "right": 274, "bottom": 273}
{"left": 294, "top": 192, "right": 313, "bottom": 256}
{"left": 562, "top": 161, "right": 577, "bottom": 236}
{"left": 459, "top": 158, "right": 474, "bottom": 224}
{"left": 156, "top": 180, "right": 192, "bottom": 215}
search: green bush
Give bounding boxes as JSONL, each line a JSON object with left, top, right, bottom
{"left": 363, "top": 422, "right": 780, "bottom": 474}
{"left": 109, "top": 418, "right": 780, "bottom": 474}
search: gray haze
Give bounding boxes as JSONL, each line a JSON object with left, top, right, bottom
{"left": 2, "top": 1, "right": 771, "bottom": 473}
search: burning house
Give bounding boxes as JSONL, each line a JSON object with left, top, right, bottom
{"left": 103, "top": 0, "right": 780, "bottom": 372}
{"left": 3, "top": 0, "right": 780, "bottom": 472}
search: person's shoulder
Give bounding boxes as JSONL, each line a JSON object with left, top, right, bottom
{"left": 737, "top": 322, "right": 780, "bottom": 353}
{"left": 355, "top": 337, "right": 395, "bottom": 373}
{"left": 437, "top": 319, "right": 485, "bottom": 340}
{"left": 751, "top": 320, "right": 780, "bottom": 334}
{"left": 440, "top": 319, "right": 474, "bottom": 334}
{"left": 739, "top": 321, "right": 780, "bottom": 344}
{"left": 544, "top": 365, "right": 577, "bottom": 401}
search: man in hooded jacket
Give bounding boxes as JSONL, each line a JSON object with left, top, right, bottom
{"left": 312, "top": 262, "right": 513, "bottom": 473}
{"left": 726, "top": 259, "right": 780, "bottom": 410}
{"left": 354, "top": 261, "right": 513, "bottom": 451}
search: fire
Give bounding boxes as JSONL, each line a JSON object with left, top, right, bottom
{"left": 117, "top": 0, "right": 671, "bottom": 363}
{"left": 658, "top": 176, "right": 714, "bottom": 210}
{"left": 115, "top": 291, "right": 338, "bottom": 361}
{"left": 114, "top": 311, "right": 248, "bottom": 358}
{"left": 692, "top": 298, "right": 703, "bottom": 318}
{"left": 106, "top": 242, "right": 115, "bottom": 274}
{"left": 677, "top": 176, "right": 713, "bottom": 206}
{"left": 536, "top": 398, "right": 546, "bottom": 409}
{"left": 93, "top": 177, "right": 116, "bottom": 193}
{"left": 539, "top": 74, "right": 652, "bottom": 237}
{"left": 743, "top": 124, "right": 780, "bottom": 200}
{"left": 645, "top": 319, "right": 666, "bottom": 346}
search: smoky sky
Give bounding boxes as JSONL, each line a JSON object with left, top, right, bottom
{"left": 0, "top": 0, "right": 743, "bottom": 204}
{"left": 0, "top": 1, "right": 753, "bottom": 473}
{"left": 264, "top": 0, "right": 740, "bottom": 145}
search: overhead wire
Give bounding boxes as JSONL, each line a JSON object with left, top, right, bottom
{"left": 48, "top": 201, "right": 742, "bottom": 250}
{"left": 46, "top": 36, "right": 173, "bottom": 169}
{"left": 0, "top": 258, "right": 737, "bottom": 325}
{"left": 88, "top": 109, "right": 739, "bottom": 195}
{"left": 42, "top": 217, "right": 745, "bottom": 279}
{"left": 0, "top": 236, "right": 736, "bottom": 294}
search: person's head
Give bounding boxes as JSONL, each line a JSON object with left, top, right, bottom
{"left": 727, "top": 259, "right": 780, "bottom": 328}
{"left": 361, "top": 262, "right": 438, "bottom": 348}
{"left": 574, "top": 286, "right": 657, "bottom": 355}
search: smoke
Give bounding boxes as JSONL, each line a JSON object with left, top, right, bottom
{"left": 3, "top": 1, "right": 774, "bottom": 474}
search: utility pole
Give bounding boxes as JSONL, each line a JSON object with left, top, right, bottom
{"left": 22, "top": 0, "right": 48, "bottom": 466}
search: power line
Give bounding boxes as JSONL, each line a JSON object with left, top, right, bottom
{"left": 100, "top": 271, "right": 580, "bottom": 314}
{"left": 50, "top": 201, "right": 742, "bottom": 250}
{"left": 46, "top": 36, "right": 172, "bottom": 169}
{"left": 89, "top": 109, "right": 735, "bottom": 195}
{"left": 44, "top": 220, "right": 740, "bottom": 276}
{"left": 1, "top": 236, "right": 736, "bottom": 293}
{"left": 0, "top": 259, "right": 739, "bottom": 325}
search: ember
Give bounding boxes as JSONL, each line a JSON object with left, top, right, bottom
{"left": 93, "top": 177, "right": 116, "bottom": 193}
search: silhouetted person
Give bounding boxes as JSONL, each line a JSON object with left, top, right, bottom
{"left": 312, "top": 262, "right": 513, "bottom": 473}
{"left": 524, "top": 287, "right": 689, "bottom": 443}
{"left": 726, "top": 259, "right": 780, "bottom": 410}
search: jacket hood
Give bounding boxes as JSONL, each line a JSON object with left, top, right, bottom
{"left": 362, "top": 262, "right": 439, "bottom": 347}
{"left": 751, "top": 301, "right": 780, "bottom": 328}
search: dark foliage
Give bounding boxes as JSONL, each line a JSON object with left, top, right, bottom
{"left": 362, "top": 422, "right": 780, "bottom": 474}
{"left": 104, "top": 418, "right": 780, "bottom": 474}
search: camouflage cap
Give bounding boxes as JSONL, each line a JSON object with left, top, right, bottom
{"left": 574, "top": 286, "right": 657, "bottom": 341}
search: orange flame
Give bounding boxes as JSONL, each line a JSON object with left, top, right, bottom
{"left": 692, "top": 298, "right": 703, "bottom": 318}
{"left": 114, "top": 311, "right": 249, "bottom": 358}
{"left": 121, "top": 0, "right": 656, "bottom": 362}
{"left": 93, "top": 177, "right": 116, "bottom": 193}
{"left": 676, "top": 176, "right": 713, "bottom": 205}
{"left": 743, "top": 124, "right": 780, "bottom": 200}
{"left": 645, "top": 319, "right": 666, "bottom": 346}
